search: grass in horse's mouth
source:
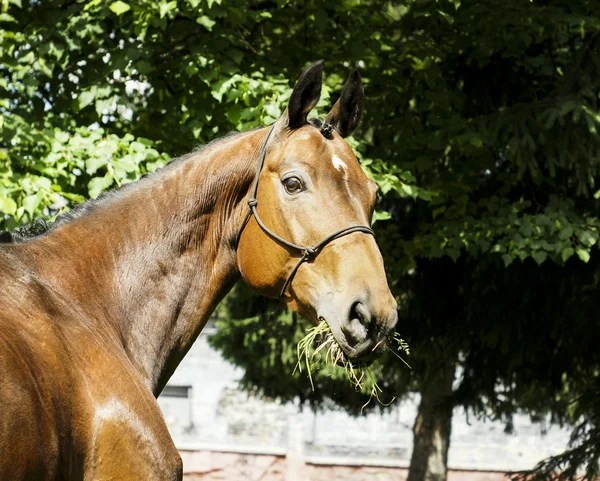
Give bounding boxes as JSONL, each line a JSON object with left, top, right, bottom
{"left": 295, "top": 317, "right": 411, "bottom": 411}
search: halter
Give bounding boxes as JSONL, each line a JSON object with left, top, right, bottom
{"left": 237, "top": 124, "right": 375, "bottom": 300}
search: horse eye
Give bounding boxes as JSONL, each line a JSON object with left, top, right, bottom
{"left": 283, "top": 177, "right": 304, "bottom": 194}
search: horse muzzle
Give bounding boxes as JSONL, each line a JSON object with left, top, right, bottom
{"left": 321, "top": 296, "right": 399, "bottom": 362}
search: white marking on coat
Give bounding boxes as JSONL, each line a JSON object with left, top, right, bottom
{"left": 332, "top": 154, "right": 347, "bottom": 172}
{"left": 93, "top": 397, "right": 161, "bottom": 457}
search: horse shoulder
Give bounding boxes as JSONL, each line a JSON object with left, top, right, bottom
{"left": 0, "top": 248, "right": 182, "bottom": 480}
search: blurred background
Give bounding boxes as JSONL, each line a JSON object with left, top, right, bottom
{"left": 158, "top": 322, "right": 571, "bottom": 480}
{"left": 2, "top": 1, "right": 600, "bottom": 479}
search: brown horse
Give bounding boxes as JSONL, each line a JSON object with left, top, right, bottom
{"left": 0, "top": 61, "right": 398, "bottom": 480}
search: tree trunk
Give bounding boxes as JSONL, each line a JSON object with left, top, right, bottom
{"left": 407, "top": 357, "right": 456, "bottom": 481}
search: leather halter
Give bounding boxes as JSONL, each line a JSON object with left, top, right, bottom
{"left": 237, "top": 124, "right": 375, "bottom": 300}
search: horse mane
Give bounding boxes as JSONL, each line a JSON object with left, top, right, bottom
{"left": 0, "top": 129, "right": 249, "bottom": 245}
{"left": 0, "top": 219, "right": 51, "bottom": 243}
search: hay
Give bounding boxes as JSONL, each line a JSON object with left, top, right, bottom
{"left": 295, "top": 317, "right": 410, "bottom": 411}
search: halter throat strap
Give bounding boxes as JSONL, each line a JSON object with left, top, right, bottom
{"left": 237, "top": 125, "right": 375, "bottom": 300}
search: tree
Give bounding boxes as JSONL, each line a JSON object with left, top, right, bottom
{"left": 211, "top": 1, "right": 600, "bottom": 480}
{"left": 2, "top": 1, "right": 600, "bottom": 480}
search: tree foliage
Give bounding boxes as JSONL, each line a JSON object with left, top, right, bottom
{"left": 2, "top": 0, "right": 600, "bottom": 478}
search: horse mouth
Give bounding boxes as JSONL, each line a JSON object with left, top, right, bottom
{"left": 313, "top": 332, "right": 384, "bottom": 377}
{"left": 314, "top": 320, "right": 381, "bottom": 366}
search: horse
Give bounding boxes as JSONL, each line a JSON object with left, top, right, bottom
{"left": 0, "top": 61, "right": 398, "bottom": 480}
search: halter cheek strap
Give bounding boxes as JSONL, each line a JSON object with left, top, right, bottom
{"left": 237, "top": 124, "right": 375, "bottom": 300}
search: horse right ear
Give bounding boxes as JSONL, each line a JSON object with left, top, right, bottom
{"left": 281, "top": 60, "right": 324, "bottom": 130}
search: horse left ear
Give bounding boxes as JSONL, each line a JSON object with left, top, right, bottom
{"left": 325, "top": 70, "right": 364, "bottom": 138}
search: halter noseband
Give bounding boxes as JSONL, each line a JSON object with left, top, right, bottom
{"left": 237, "top": 124, "right": 375, "bottom": 300}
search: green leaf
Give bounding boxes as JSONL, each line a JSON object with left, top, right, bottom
{"left": 469, "top": 136, "right": 483, "bottom": 148}
{"left": 264, "top": 103, "right": 281, "bottom": 119}
{"left": 84, "top": 0, "right": 103, "bottom": 10}
{"left": 88, "top": 175, "right": 113, "bottom": 199}
{"left": 86, "top": 157, "right": 108, "bottom": 174}
{"left": 0, "top": 14, "right": 17, "bottom": 23}
{"left": 113, "top": 155, "right": 139, "bottom": 175}
{"left": 34, "top": 177, "right": 52, "bottom": 191}
{"left": 109, "top": 1, "right": 131, "bottom": 15}
{"left": 561, "top": 247, "right": 574, "bottom": 262}
{"left": 446, "top": 247, "right": 461, "bottom": 261}
{"left": 578, "top": 230, "right": 598, "bottom": 247}
{"left": 159, "top": 1, "right": 177, "bottom": 18}
{"left": 0, "top": 196, "right": 17, "bottom": 215}
{"left": 558, "top": 226, "right": 573, "bottom": 240}
{"left": 502, "top": 253, "right": 514, "bottom": 267}
{"left": 77, "top": 89, "right": 96, "bottom": 110}
{"left": 576, "top": 247, "right": 591, "bottom": 263}
{"left": 519, "top": 221, "right": 533, "bottom": 238}
{"left": 22, "top": 194, "right": 42, "bottom": 218}
{"left": 532, "top": 251, "right": 547, "bottom": 265}
{"left": 61, "top": 192, "right": 86, "bottom": 203}
{"left": 197, "top": 15, "right": 216, "bottom": 31}
{"left": 400, "top": 183, "right": 416, "bottom": 198}
{"left": 372, "top": 210, "right": 392, "bottom": 224}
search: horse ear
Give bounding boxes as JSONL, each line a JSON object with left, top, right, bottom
{"left": 325, "top": 70, "right": 364, "bottom": 138}
{"left": 283, "top": 60, "right": 324, "bottom": 130}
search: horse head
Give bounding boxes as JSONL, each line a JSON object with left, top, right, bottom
{"left": 237, "top": 61, "right": 398, "bottom": 362}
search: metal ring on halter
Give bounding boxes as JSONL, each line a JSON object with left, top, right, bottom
{"left": 237, "top": 124, "right": 375, "bottom": 300}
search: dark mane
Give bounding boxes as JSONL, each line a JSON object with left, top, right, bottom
{"left": 0, "top": 219, "right": 51, "bottom": 243}
{"left": 0, "top": 130, "right": 248, "bottom": 245}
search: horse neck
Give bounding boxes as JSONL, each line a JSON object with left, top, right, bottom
{"left": 24, "top": 128, "right": 264, "bottom": 395}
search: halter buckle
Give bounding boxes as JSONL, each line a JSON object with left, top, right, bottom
{"left": 303, "top": 246, "right": 317, "bottom": 259}
{"left": 248, "top": 198, "right": 258, "bottom": 207}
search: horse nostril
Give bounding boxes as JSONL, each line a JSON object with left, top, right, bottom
{"left": 341, "top": 301, "right": 371, "bottom": 347}
{"left": 349, "top": 301, "right": 371, "bottom": 326}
